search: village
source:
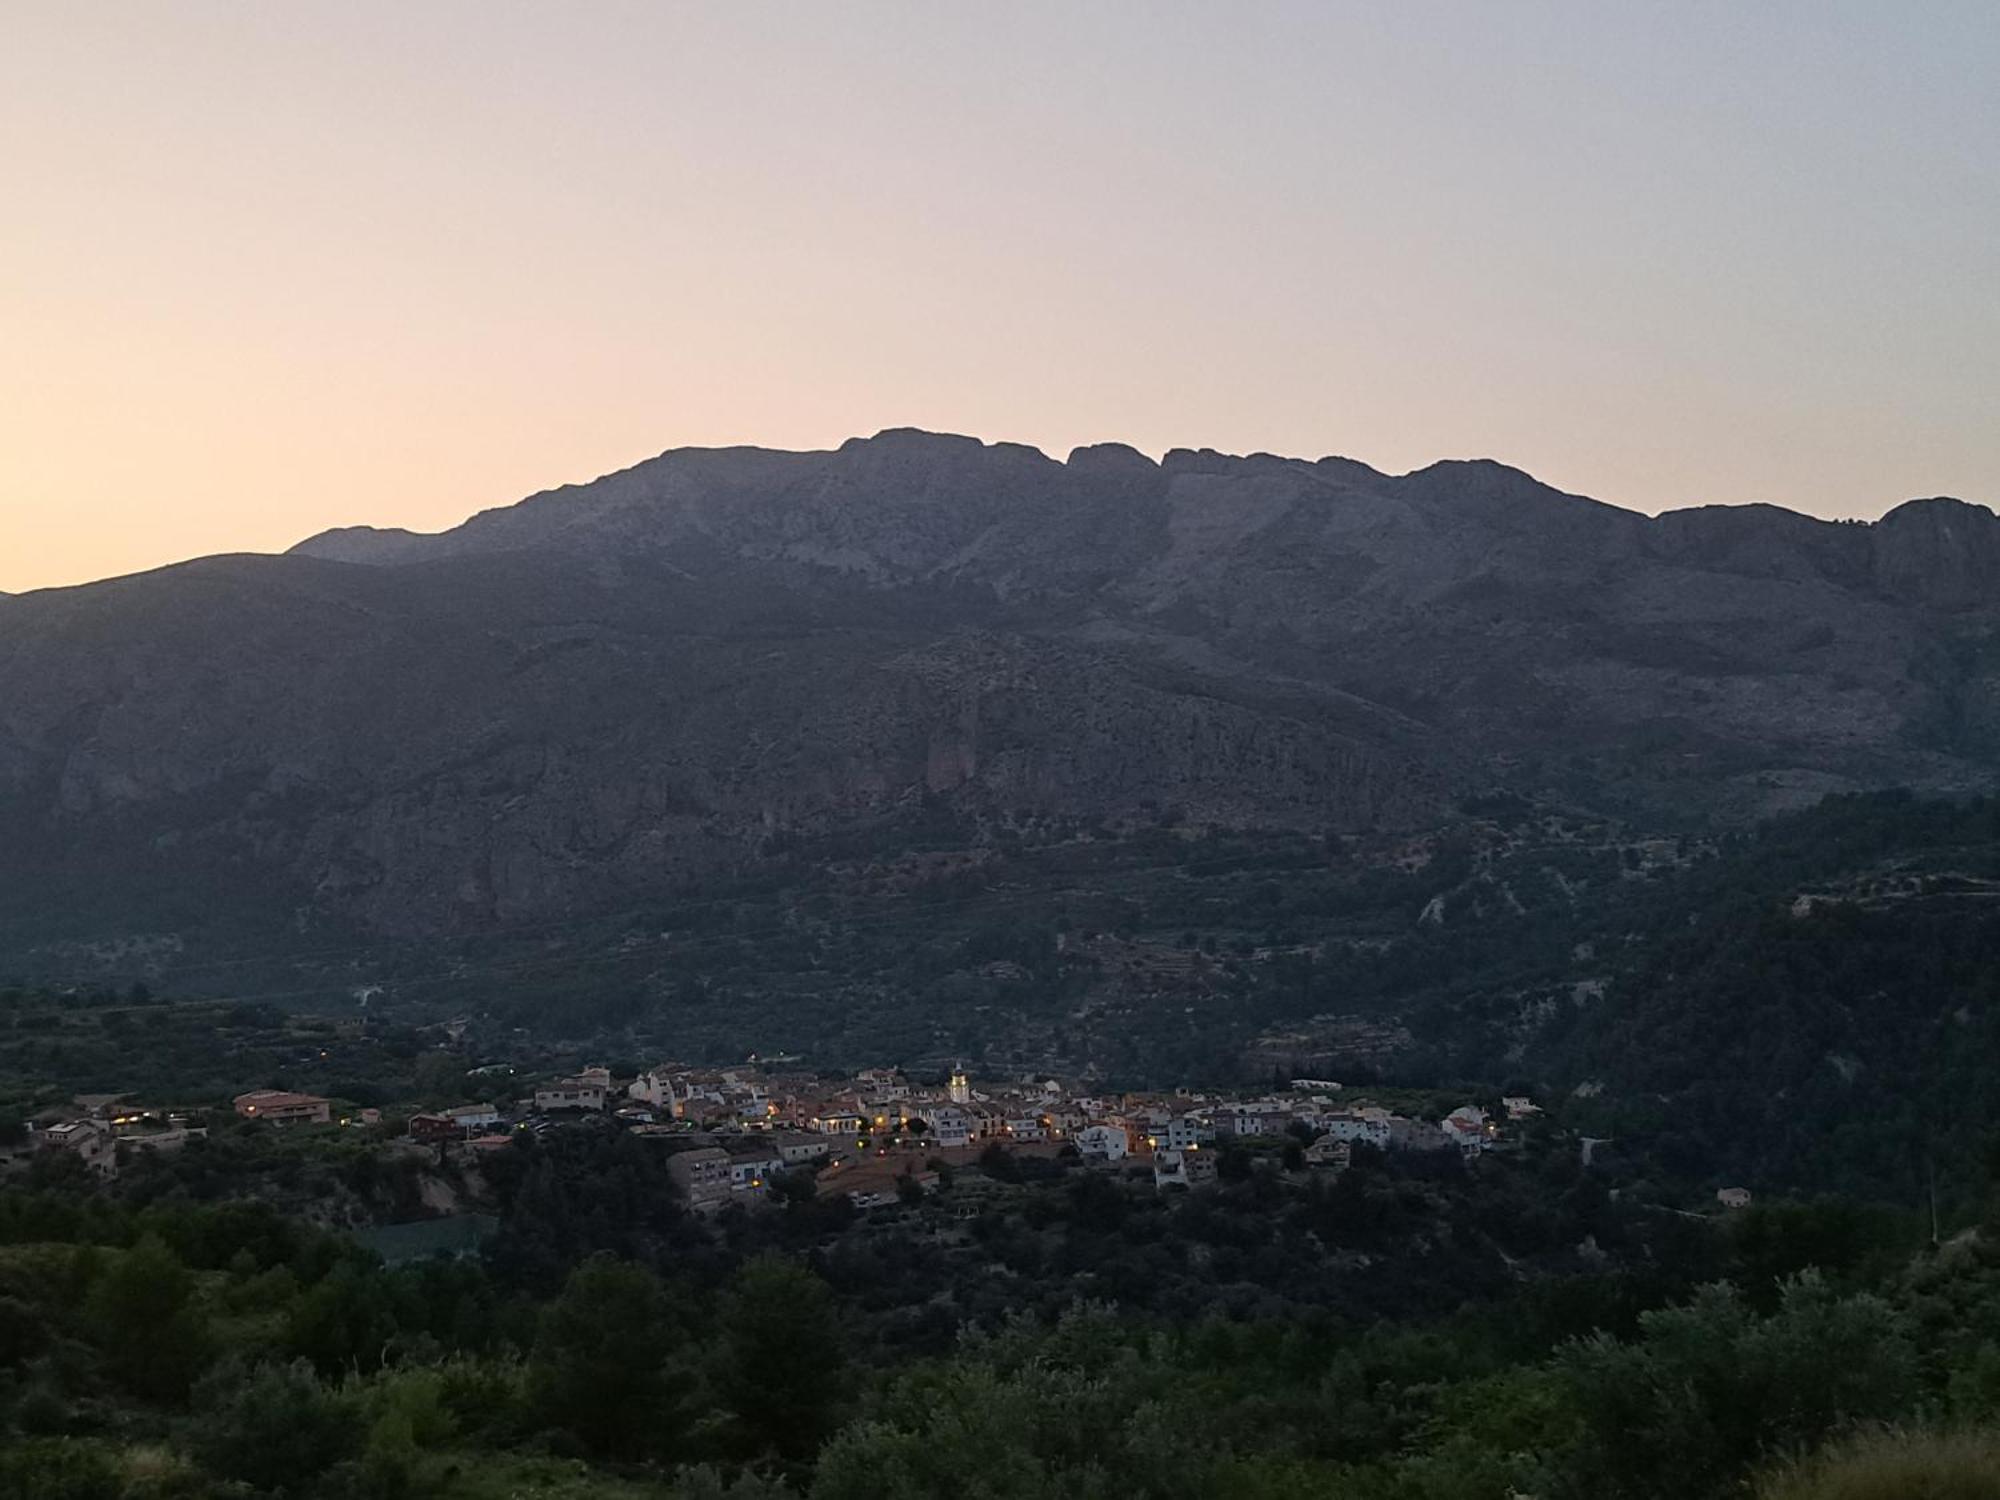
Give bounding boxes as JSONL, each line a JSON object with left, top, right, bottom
{"left": 13, "top": 1051, "right": 1554, "bottom": 1218}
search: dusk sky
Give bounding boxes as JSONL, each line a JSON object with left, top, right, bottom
{"left": 4, "top": 2, "right": 1996, "bottom": 594}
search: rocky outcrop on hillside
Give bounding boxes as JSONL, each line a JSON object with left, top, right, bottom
{"left": 2, "top": 429, "right": 1996, "bottom": 967}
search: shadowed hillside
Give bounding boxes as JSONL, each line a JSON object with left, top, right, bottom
{"left": 2, "top": 430, "right": 1997, "bottom": 985}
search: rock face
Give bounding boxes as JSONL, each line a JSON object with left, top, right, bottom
{"left": 2, "top": 429, "right": 1998, "bottom": 961}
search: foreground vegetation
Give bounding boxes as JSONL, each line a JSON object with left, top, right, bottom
{"left": 11, "top": 791, "right": 2000, "bottom": 1493}
{"left": 5, "top": 1141, "right": 2000, "bottom": 1498}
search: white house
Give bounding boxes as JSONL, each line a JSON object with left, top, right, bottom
{"left": 1222, "top": 1102, "right": 1292, "bottom": 1138}
{"left": 1318, "top": 1112, "right": 1392, "bottom": 1148}
{"left": 534, "top": 1077, "right": 606, "bottom": 1112}
{"left": 1004, "top": 1116, "right": 1047, "bottom": 1143}
{"left": 1074, "top": 1124, "right": 1129, "bottom": 1161}
{"left": 629, "top": 1070, "right": 670, "bottom": 1107}
{"left": 927, "top": 1106, "right": 974, "bottom": 1149}
{"left": 727, "top": 1149, "right": 785, "bottom": 1192}
{"left": 39, "top": 1120, "right": 116, "bottom": 1175}
{"left": 856, "top": 1069, "right": 909, "bottom": 1101}
{"left": 628, "top": 1068, "right": 694, "bottom": 1113}
{"left": 1046, "top": 1107, "right": 1085, "bottom": 1137}
{"left": 1441, "top": 1106, "right": 1493, "bottom": 1156}
{"left": 775, "top": 1134, "right": 830, "bottom": 1165}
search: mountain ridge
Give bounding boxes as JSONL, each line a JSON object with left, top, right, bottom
{"left": 287, "top": 429, "right": 1996, "bottom": 608}
{"left": 3, "top": 428, "right": 1998, "bottom": 979}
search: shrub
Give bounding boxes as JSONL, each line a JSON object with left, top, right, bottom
{"left": 190, "top": 1358, "right": 361, "bottom": 1493}
{"left": 0, "top": 1438, "right": 123, "bottom": 1500}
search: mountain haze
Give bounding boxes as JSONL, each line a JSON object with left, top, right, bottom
{"left": 3, "top": 429, "right": 1997, "bottom": 977}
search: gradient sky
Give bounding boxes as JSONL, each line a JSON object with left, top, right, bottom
{"left": 3, "top": 2, "right": 1996, "bottom": 593}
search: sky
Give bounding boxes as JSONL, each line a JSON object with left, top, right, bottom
{"left": 3, "top": 2, "right": 1996, "bottom": 593}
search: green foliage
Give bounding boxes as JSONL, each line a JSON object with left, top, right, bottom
{"left": 717, "top": 1255, "right": 845, "bottom": 1463}
{"left": 189, "top": 1358, "right": 362, "bottom": 1493}
{"left": 0, "top": 1170, "right": 1994, "bottom": 1500}
{"left": 17, "top": 792, "right": 2000, "bottom": 1495}
{"left": 1537, "top": 792, "right": 2000, "bottom": 1203}
{"left": 1556, "top": 1273, "right": 1916, "bottom": 1498}
{"left": 0, "top": 1438, "right": 124, "bottom": 1500}
{"left": 528, "top": 1253, "right": 684, "bottom": 1461}
{"left": 287, "top": 1262, "right": 401, "bottom": 1377}
{"left": 815, "top": 1304, "right": 1310, "bottom": 1500}
{"left": 83, "top": 1234, "right": 211, "bottom": 1401}
{"left": 335, "top": 1365, "right": 464, "bottom": 1499}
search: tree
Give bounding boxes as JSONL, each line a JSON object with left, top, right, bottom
{"left": 191, "top": 1358, "right": 360, "bottom": 1493}
{"left": 772, "top": 1167, "right": 818, "bottom": 1205}
{"left": 353, "top": 1366, "right": 459, "bottom": 1500}
{"left": 529, "top": 1253, "right": 683, "bottom": 1460}
{"left": 718, "top": 1254, "right": 845, "bottom": 1462}
{"left": 0, "top": 1293, "right": 49, "bottom": 1366}
{"left": 413, "top": 1050, "right": 468, "bottom": 1103}
{"left": 84, "top": 1233, "right": 209, "bottom": 1401}
{"left": 286, "top": 1260, "right": 400, "bottom": 1376}
{"left": 1557, "top": 1274, "right": 1916, "bottom": 1499}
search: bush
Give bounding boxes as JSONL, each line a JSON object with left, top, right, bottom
{"left": 191, "top": 1358, "right": 362, "bottom": 1493}
{"left": 0, "top": 1439, "right": 122, "bottom": 1500}
{"left": 1559, "top": 1274, "right": 1916, "bottom": 1498}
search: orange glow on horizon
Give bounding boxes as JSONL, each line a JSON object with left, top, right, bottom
{"left": 4, "top": 5, "right": 1994, "bottom": 594}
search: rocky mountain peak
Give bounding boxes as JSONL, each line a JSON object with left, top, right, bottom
{"left": 1065, "top": 441, "right": 1158, "bottom": 476}
{"left": 290, "top": 525, "right": 432, "bottom": 566}
{"left": 1869, "top": 495, "right": 2000, "bottom": 606}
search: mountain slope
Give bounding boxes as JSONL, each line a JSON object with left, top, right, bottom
{"left": 2, "top": 429, "right": 1997, "bottom": 980}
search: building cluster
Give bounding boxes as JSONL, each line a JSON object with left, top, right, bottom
{"left": 18, "top": 1097, "right": 214, "bottom": 1178}
{"left": 581, "top": 1062, "right": 1518, "bottom": 1209}
{"left": 7, "top": 1053, "right": 1525, "bottom": 1216}
{"left": 661, "top": 1132, "right": 834, "bottom": 1212}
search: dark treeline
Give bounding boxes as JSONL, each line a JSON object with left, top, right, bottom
{"left": 4, "top": 1118, "right": 2000, "bottom": 1498}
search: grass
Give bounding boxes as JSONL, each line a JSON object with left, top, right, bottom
{"left": 1758, "top": 1427, "right": 2000, "bottom": 1500}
